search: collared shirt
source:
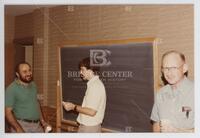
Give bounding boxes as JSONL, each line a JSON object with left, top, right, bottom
{"left": 150, "top": 77, "right": 194, "bottom": 129}
{"left": 77, "top": 76, "right": 106, "bottom": 126}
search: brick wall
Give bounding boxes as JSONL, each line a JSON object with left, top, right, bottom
{"left": 14, "top": 5, "right": 193, "bottom": 107}
{"left": 33, "top": 9, "right": 45, "bottom": 105}
{"left": 46, "top": 5, "right": 194, "bottom": 106}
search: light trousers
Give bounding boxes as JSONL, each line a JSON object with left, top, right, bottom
{"left": 78, "top": 124, "right": 101, "bottom": 133}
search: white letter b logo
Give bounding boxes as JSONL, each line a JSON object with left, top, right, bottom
{"left": 90, "top": 49, "right": 111, "bottom": 67}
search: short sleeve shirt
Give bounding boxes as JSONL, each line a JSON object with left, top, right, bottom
{"left": 150, "top": 77, "right": 194, "bottom": 129}
{"left": 5, "top": 80, "right": 40, "bottom": 120}
{"left": 77, "top": 76, "right": 106, "bottom": 126}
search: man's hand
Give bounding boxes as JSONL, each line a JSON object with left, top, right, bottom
{"left": 16, "top": 127, "right": 25, "bottom": 133}
{"left": 160, "top": 119, "right": 177, "bottom": 132}
{"left": 160, "top": 122, "right": 194, "bottom": 132}
{"left": 5, "top": 107, "right": 25, "bottom": 133}
{"left": 62, "top": 101, "right": 75, "bottom": 111}
{"left": 40, "top": 120, "right": 52, "bottom": 132}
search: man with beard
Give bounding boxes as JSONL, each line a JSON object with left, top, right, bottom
{"left": 150, "top": 51, "right": 194, "bottom": 132}
{"left": 5, "top": 62, "right": 51, "bottom": 133}
{"left": 62, "top": 57, "right": 106, "bottom": 132}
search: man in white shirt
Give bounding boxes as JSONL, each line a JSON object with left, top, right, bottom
{"left": 63, "top": 57, "right": 106, "bottom": 132}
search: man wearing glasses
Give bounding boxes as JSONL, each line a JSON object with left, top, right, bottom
{"left": 150, "top": 50, "right": 194, "bottom": 132}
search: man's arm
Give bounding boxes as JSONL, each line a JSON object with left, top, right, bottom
{"left": 152, "top": 121, "right": 160, "bottom": 132}
{"left": 37, "top": 100, "right": 51, "bottom": 130}
{"left": 74, "top": 104, "right": 97, "bottom": 116}
{"left": 62, "top": 102, "right": 97, "bottom": 117}
{"left": 5, "top": 107, "right": 24, "bottom": 133}
{"left": 153, "top": 119, "right": 194, "bottom": 132}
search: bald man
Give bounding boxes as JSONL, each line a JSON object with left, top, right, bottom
{"left": 150, "top": 50, "right": 194, "bottom": 132}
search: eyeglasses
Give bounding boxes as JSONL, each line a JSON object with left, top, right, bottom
{"left": 162, "top": 64, "right": 184, "bottom": 73}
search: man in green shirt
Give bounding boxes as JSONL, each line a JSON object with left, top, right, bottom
{"left": 5, "top": 62, "right": 51, "bottom": 133}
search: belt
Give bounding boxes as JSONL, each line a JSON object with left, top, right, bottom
{"left": 17, "top": 118, "right": 40, "bottom": 123}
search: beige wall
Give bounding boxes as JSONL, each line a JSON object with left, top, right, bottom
{"left": 5, "top": 14, "right": 15, "bottom": 86}
{"left": 13, "top": 5, "right": 194, "bottom": 107}
{"left": 15, "top": 13, "right": 34, "bottom": 39}
{"left": 5, "top": 14, "right": 15, "bottom": 45}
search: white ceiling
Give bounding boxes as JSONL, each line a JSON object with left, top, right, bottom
{"left": 5, "top": 5, "right": 55, "bottom": 16}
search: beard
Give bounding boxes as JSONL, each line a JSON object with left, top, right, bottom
{"left": 18, "top": 74, "right": 33, "bottom": 83}
{"left": 80, "top": 74, "right": 88, "bottom": 82}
